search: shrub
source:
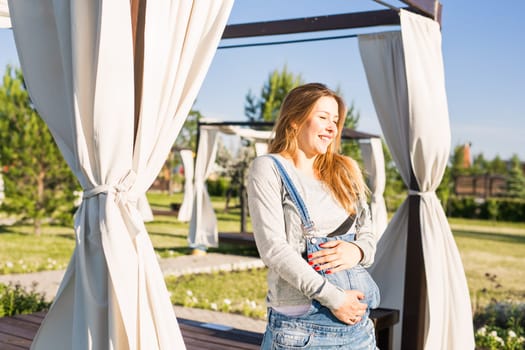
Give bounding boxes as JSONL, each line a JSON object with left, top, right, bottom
{"left": 0, "top": 282, "right": 51, "bottom": 317}
{"left": 474, "top": 301, "right": 525, "bottom": 350}
{"left": 481, "top": 198, "right": 499, "bottom": 220}
{"left": 207, "top": 177, "right": 231, "bottom": 197}
{"left": 448, "top": 196, "right": 525, "bottom": 222}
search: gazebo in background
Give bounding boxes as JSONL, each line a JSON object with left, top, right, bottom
{"left": 180, "top": 120, "right": 387, "bottom": 245}
{"left": 0, "top": 1, "right": 474, "bottom": 349}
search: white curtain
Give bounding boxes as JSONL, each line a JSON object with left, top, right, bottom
{"left": 359, "top": 10, "right": 474, "bottom": 350}
{"left": 177, "top": 149, "right": 195, "bottom": 222}
{"left": 185, "top": 124, "right": 273, "bottom": 246}
{"left": 8, "top": 0, "right": 233, "bottom": 349}
{"left": 255, "top": 141, "right": 269, "bottom": 156}
{"left": 137, "top": 194, "right": 154, "bottom": 222}
{"left": 188, "top": 126, "right": 221, "bottom": 248}
{"left": 359, "top": 137, "right": 388, "bottom": 240}
{"left": 0, "top": 0, "right": 9, "bottom": 28}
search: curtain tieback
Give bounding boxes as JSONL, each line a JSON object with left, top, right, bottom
{"left": 83, "top": 170, "right": 138, "bottom": 205}
{"left": 408, "top": 189, "right": 435, "bottom": 198}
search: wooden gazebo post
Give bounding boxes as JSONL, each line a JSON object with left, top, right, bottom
{"left": 131, "top": 0, "right": 147, "bottom": 143}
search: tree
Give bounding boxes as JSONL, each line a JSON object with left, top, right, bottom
{"left": 382, "top": 141, "right": 406, "bottom": 212}
{"left": 244, "top": 66, "right": 303, "bottom": 122}
{"left": 450, "top": 144, "right": 469, "bottom": 177}
{"left": 0, "top": 66, "right": 79, "bottom": 235}
{"left": 471, "top": 153, "right": 488, "bottom": 175}
{"left": 488, "top": 155, "right": 507, "bottom": 175}
{"left": 340, "top": 99, "right": 362, "bottom": 162}
{"left": 174, "top": 107, "right": 202, "bottom": 151}
{"left": 436, "top": 164, "right": 453, "bottom": 214}
{"left": 506, "top": 154, "right": 525, "bottom": 198}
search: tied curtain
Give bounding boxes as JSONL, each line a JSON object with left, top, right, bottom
{"left": 181, "top": 123, "right": 272, "bottom": 247}
{"left": 177, "top": 149, "right": 195, "bottom": 222}
{"left": 8, "top": 0, "right": 233, "bottom": 349}
{"left": 359, "top": 10, "right": 474, "bottom": 350}
{"left": 188, "top": 126, "right": 220, "bottom": 247}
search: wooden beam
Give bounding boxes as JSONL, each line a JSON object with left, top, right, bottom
{"left": 130, "top": 0, "right": 146, "bottom": 144}
{"left": 222, "top": 9, "right": 400, "bottom": 39}
{"left": 400, "top": 0, "right": 441, "bottom": 20}
{"left": 402, "top": 174, "right": 428, "bottom": 349}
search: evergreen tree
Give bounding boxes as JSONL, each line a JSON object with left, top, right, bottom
{"left": 471, "top": 153, "right": 488, "bottom": 175}
{"left": 506, "top": 154, "right": 525, "bottom": 198}
{"left": 340, "top": 100, "right": 362, "bottom": 162}
{"left": 175, "top": 107, "right": 202, "bottom": 151}
{"left": 244, "top": 66, "right": 303, "bottom": 122}
{"left": 488, "top": 155, "right": 507, "bottom": 175}
{"left": 0, "top": 66, "right": 79, "bottom": 235}
{"left": 450, "top": 144, "right": 468, "bottom": 177}
{"left": 382, "top": 141, "right": 406, "bottom": 211}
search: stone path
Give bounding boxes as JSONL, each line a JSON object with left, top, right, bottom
{"left": 0, "top": 253, "right": 267, "bottom": 333}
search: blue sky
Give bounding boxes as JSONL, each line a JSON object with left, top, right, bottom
{"left": 1, "top": 1, "right": 524, "bottom": 160}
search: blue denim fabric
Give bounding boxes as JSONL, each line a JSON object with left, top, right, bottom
{"left": 264, "top": 155, "right": 380, "bottom": 349}
{"left": 260, "top": 302, "right": 377, "bottom": 349}
{"left": 269, "top": 155, "right": 380, "bottom": 311}
{"left": 306, "top": 233, "right": 381, "bottom": 313}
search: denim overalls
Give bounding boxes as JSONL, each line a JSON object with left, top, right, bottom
{"left": 260, "top": 156, "right": 380, "bottom": 350}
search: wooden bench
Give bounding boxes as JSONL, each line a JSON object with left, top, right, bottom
{"left": 219, "top": 232, "right": 257, "bottom": 246}
{"left": 371, "top": 308, "right": 399, "bottom": 350}
{"left": 151, "top": 202, "right": 181, "bottom": 217}
{"left": 0, "top": 308, "right": 398, "bottom": 349}
{"left": 152, "top": 208, "right": 179, "bottom": 217}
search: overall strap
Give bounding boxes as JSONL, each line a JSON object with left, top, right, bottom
{"left": 268, "top": 155, "right": 316, "bottom": 235}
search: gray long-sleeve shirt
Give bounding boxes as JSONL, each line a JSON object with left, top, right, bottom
{"left": 247, "top": 154, "right": 376, "bottom": 311}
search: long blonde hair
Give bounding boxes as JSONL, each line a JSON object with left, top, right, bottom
{"left": 268, "top": 83, "right": 368, "bottom": 214}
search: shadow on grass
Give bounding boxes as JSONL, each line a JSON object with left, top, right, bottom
{"left": 153, "top": 243, "right": 260, "bottom": 258}
{"left": 54, "top": 233, "right": 76, "bottom": 241}
{"left": 210, "top": 243, "right": 259, "bottom": 257}
{"left": 149, "top": 219, "right": 182, "bottom": 225}
{"left": 453, "top": 229, "right": 525, "bottom": 244}
{"left": 155, "top": 246, "right": 192, "bottom": 256}
{"left": 148, "top": 231, "right": 187, "bottom": 240}
{"left": 0, "top": 225, "right": 16, "bottom": 234}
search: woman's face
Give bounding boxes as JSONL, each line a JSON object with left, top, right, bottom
{"left": 295, "top": 96, "right": 339, "bottom": 158}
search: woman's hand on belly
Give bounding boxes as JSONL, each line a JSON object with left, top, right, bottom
{"left": 307, "top": 240, "right": 363, "bottom": 274}
{"left": 331, "top": 290, "right": 367, "bottom": 325}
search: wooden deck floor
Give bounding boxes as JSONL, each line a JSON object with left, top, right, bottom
{"left": 0, "top": 312, "right": 261, "bottom": 350}
{"left": 0, "top": 308, "right": 399, "bottom": 349}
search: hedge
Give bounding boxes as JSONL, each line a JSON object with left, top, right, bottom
{"left": 447, "top": 196, "right": 525, "bottom": 222}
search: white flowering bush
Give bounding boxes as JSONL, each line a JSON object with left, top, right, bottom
{"left": 166, "top": 269, "right": 268, "bottom": 319}
{"left": 0, "top": 258, "right": 67, "bottom": 274}
{"left": 474, "top": 301, "right": 525, "bottom": 350}
{"left": 475, "top": 326, "right": 524, "bottom": 349}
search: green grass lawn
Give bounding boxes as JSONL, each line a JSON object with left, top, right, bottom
{"left": 166, "top": 269, "right": 267, "bottom": 319}
{"left": 448, "top": 217, "right": 525, "bottom": 309}
{"left": 1, "top": 192, "right": 524, "bottom": 318}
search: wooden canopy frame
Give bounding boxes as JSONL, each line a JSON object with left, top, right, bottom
{"left": 222, "top": 1, "right": 442, "bottom": 40}
{"left": 129, "top": 1, "right": 444, "bottom": 349}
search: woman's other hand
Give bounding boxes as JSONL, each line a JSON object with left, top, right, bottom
{"left": 308, "top": 240, "right": 363, "bottom": 273}
{"left": 331, "top": 290, "right": 367, "bottom": 325}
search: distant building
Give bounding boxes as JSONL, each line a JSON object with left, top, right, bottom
{"left": 453, "top": 155, "right": 525, "bottom": 198}
{"left": 462, "top": 143, "right": 472, "bottom": 168}
{"left": 454, "top": 174, "right": 507, "bottom": 198}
